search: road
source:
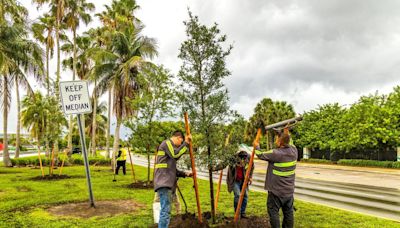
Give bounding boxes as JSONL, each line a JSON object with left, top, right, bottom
{"left": 130, "top": 154, "right": 400, "bottom": 222}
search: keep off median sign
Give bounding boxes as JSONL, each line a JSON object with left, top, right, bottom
{"left": 60, "top": 80, "right": 95, "bottom": 208}
{"left": 60, "top": 81, "right": 92, "bottom": 115}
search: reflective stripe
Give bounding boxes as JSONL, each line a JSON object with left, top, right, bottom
{"left": 155, "top": 163, "right": 168, "bottom": 169}
{"left": 272, "top": 169, "right": 295, "bottom": 176}
{"left": 157, "top": 151, "right": 165, "bottom": 156}
{"left": 166, "top": 140, "right": 188, "bottom": 158}
{"left": 274, "top": 161, "right": 297, "bottom": 168}
{"left": 255, "top": 149, "right": 273, "bottom": 155}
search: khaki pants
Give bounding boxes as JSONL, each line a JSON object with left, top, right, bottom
{"left": 154, "top": 191, "right": 181, "bottom": 214}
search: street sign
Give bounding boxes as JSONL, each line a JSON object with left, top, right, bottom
{"left": 59, "top": 80, "right": 95, "bottom": 208}
{"left": 59, "top": 81, "right": 92, "bottom": 115}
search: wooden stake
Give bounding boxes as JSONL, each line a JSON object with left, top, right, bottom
{"left": 234, "top": 128, "right": 262, "bottom": 222}
{"left": 214, "top": 133, "right": 231, "bottom": 214}
{"left": 37, "top": 145, "right": 44, "bottom": 177}
{"left": 214, "top": 170, "right": 223, "bottom": 213}
{"left": 127, "top": 147, "right": 136, "bottom": 183}
{"left": 50, "top": 146, "right": 55, "bottom": 176}
{"left": 184, "top": 112, "right": 202, "bottom": 223}
{"left": 59, "top": 149, "right": 68, "bottom": 176}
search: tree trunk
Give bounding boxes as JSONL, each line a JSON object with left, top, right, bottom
{"left": 91, "top": 80, "right": 97, "bottom": 156}
{"left": 68, "top": 28, "right": 77, "bottom": 156}
{"left": 46, "top": 41, "right": 50, "bottom": 96}
{"left": 2, "top": 74, "right": 11, "bottom": 166}
{"left": 112, "top": 119, "right": 121, "bottom": 162}
{"left": 15, "top": 77, "right": 20, "bottom": 158}
{"left": 207, "top": 140, "right": 216, "bottom": 223}
{"left": 105, "top": 91, "right": 111, "bottom": 158}
{"left": 147, "top": 144, "right": 150, "bottom": 183}
{"left": 53, "top": 0, "right": 62, "bottom": 156}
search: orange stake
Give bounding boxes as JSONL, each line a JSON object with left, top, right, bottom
{"left": 127, "top": 147, "right": 136, "bottom": 183}
{"left": 215, "top": 133, "right": 231, "bottom": 213}
{"left": 59, "top": 149, "right": 68, "bottom": 176}
{"left": 37, "top": 145, "right": 44, "bottom": 177}
{"left": 50, "top": 146, "right": 55, "bottom": 176}
{"left": 214, "top": 169, "right": 223, "bottom": 213}
{"left": 234, "top": 128, "right": 262, "bottom": 222}
{"left": 184, "top": 112, "right": 202, "bottom": 223}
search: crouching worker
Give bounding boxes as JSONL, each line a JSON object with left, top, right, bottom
{"left": 255, "top": 129, "right": 297, "bottom": 228}
{"left": 154, "top": 130, "right": 191, "bottom": 228}
{"left": 213, "top": 150, "right": 254, "bottom": 219}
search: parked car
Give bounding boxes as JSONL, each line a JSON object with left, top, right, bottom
{"left": 72, "top": 147, "right": 81, "bottom": 154}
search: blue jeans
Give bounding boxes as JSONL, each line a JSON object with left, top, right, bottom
{"left": 233, "top": 180, "right": 248, "bottom": 215}
{"left": 158, "top": 187, "right": 172, "bottom": 228}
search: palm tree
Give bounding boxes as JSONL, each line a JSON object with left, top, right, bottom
{"left": 21, "top": 92, "right": 48, "bottom": 158}
{"left": 0, "top": 21, "right": 44, "bottom": 166}
{"left": 63, "top": 0, "right": 94, "bottom": 155}
{"left": 96, "top": 0, "right": 143, "bottom": 158}
{"left": 32, "top": 14, "right": 56, "bottom": 96}
{"left": 93, "top": 23, "right": 158, "bottom": 160}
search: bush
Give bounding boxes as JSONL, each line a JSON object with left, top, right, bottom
{"left": 337, "top": 159, "right": 400, "bottom": 169}
{"left": 300, "top": 158, "right": 335, "bottom": 164}
{"left": 11, "top": 155, "right": 111, "bottom": 167}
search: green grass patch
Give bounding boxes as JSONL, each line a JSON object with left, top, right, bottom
{"left": 337, "top": 159, "right": 400, "bottom": 169}
{"left": 0, "top": 164, "right": 398, "bottom": 227}
{"left": 300, "top": 158, "right": 336, "bottom": 164}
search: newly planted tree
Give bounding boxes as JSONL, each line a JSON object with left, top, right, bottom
{"left": 178, "top": 11, "right": 233, "bottom": 222}
{"left": 127, "top": 64, "right": 176, "bottom": 183}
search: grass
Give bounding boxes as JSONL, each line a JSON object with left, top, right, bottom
{"left": 0, "top": 163, "right": 399, "bottom": 227}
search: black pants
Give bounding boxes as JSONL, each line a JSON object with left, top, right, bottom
{"left": 116, "top": 160, "right": 126, "bottom": 175}
{"left": 267, "top": 191, "right": 294, "bottom": 228}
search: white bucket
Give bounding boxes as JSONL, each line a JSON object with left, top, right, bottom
{"left": 153, "top": 202, "right": 160, "bottom": 224}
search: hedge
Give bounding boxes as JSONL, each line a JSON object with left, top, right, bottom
{"left": 300, "top": 158, "right": 335, "bottom": 164}
{"left": 337, "top": 159, "right": 400, "bottom": 169}
{"left": 11, "top": 154, "right": 111, "bottom": 167}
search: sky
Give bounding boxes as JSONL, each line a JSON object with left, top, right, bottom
{"left": 3, "top": 0, "right": 400, "bottom": 137}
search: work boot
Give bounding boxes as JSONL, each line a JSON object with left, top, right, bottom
{"left": 241, "top": 214, "right": 248, "bottom": 219}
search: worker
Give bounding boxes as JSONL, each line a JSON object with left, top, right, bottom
{"left": 115, "top": 144, "right": 127, "bottom": 175}
{"left": 153, "top": 169, "right": 192, "bottom": 215}
{"left": 154, "top": 130, "right": 191, "bottom": 228}
{"left": 254, "top": 129, "right": 297, "bottom": 228}
{"left": 213, "top": 150, "right": 254, "bottom": 218}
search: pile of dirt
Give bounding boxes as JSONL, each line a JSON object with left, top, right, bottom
{"left": 47, "top": 200, "right": 145, "bottom": 218}
{"left": 167, "top": 213, "right": 209, "bottom": 228}
{"left": 127, "top": 181, "right": 154, "bottom": 189}
{"left": 29, "top": 175, "right": 83, "bottom": 181}
{"left": 215, "top": 216, "right": 270, "bottom": 228}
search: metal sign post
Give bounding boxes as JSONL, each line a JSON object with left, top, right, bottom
{"left": 60, "top": 81, "right": 95, "bottom": 207}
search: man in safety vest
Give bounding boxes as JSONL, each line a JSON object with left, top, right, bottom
{"left": 115, "top": 144, "right": 127, "bottom": 175}
{"left": 254, "top": 129, "right": 297, "bottom": 228}
{"left": 154, "top": 130, "right": 191, "bottom": 228}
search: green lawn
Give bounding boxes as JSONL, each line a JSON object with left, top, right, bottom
{"left": 0, "top": 163, "right": 399, "bottom": 227}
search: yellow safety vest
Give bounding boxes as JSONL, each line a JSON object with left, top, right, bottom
{"left": 117, "top": 148, "right": 127, "bottom": 161}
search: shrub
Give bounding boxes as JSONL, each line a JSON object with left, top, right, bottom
{"left": 300, "top": 158, "right": 335, "bottom": 164}
{"left": 337, "top": 159, "right": 400, "bottom": 169}
{"left": 11, "top": 155, "right": 111, "bottom": 167}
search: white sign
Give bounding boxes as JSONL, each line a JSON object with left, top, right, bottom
{"left": 59, "top": 81, "right": 92, "bottom": 115}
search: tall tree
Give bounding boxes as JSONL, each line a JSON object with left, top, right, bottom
{"left": 94, "top": 0, "right": 157, "bottom": 159}
{"left": 63, "top": 0, "right": 94, "bottom": 155}
{"left": 178, "top": 11, "right": 233, "bottom": 223}
{"left": 246, "top": 98, "right": 296, "bottom": 149}
{"left": 127, "top": 64, "right": 176, "bottom": 183}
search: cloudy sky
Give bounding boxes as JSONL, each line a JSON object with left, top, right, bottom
{"left": 3, "top": 0, "right": 400, "bottom": 136}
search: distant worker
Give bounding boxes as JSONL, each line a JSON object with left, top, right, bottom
{"left": 154, "top": 130, "right": 191, "bottom": 228}
{"left": 255, "top": 129, "right": 298, "bottom": 228}
{"left": 115, "top": 145, "right": 127, "bottom": 175}
{"left": 213, "top": 150, "right": 254, "bottom": 219}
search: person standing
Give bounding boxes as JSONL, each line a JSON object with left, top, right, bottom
{"left": 154, "top": 130, "right": 191, "bottom": 228}
{"left": 255, "top": 129, "right": 298, "bottom": 228}
{"left": 115, "top": 145, "right": 127, "bottom": 175}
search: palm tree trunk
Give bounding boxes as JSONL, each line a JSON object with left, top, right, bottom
{"left": 105, "top": 91, "right": 111, "bottom": 158}
{"left": 15, "top": 77, "right": 21, "bottom": 158}
{"left": 112, "top": 119, "right": 121, "bottom": 162}
{"left": 91, "top": 80, "right": 97, "bottom": 157}
{"left": 46, "top": 42, "right": 50, "bottom": 96}
{"left": 2, "top": 74, "right": 11, "bottom": 166}
{"left": 53, "top": 0, "right": 62, "bottom": 155}
{"left": 68, "top": 28, "right": 77, "bottom": 155}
